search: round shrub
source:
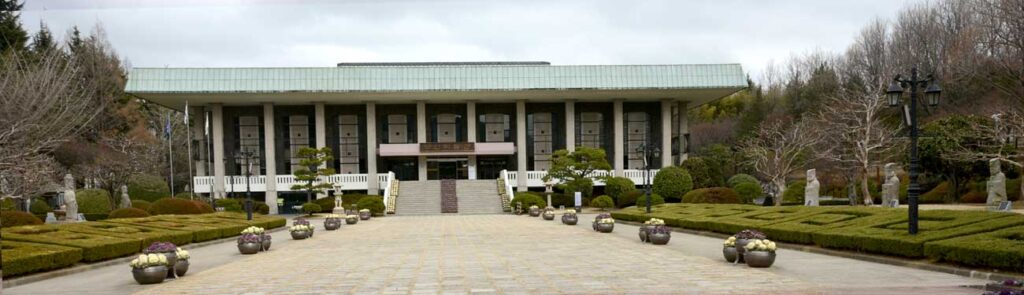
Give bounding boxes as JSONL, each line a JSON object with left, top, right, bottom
{"left": 128, "top": 174, "right": 170, "bottom": 203}
{"left": 29, "top": 198, "right": 51, "bottom": 215}
{"left": 355, "top": 196, "right": 385, "bottom": 215}
{"left": 782, "top": 180, "right": 806, "bottom": 204}
{"left": 510, "top": 192, "right": 546, "bottom": 210}
{"left": 215, "top": 198, "right": 243, "bottom": 212}
{"left": 192, "top": 200, "right": 215, "bottom": 214}
{"left": 148, "top": 198, "right": 203, "bottom": 215}
{"left": 681, "top": 157, "right": 725, "bottom": 188}
{"left": 314, "top": 196, "right": 335, "bottom": 213}
{"left": 604, "top": 177, "right": 635, "bottom": 202}
{"left": 732, "top": 182, "right": 763, "bottom": 204}
{"left": 682, "top": 187, "right": 742, "bottom": 204}
{"left": 1, "top": 211, "right": 43, "bottom": 227}
{"left": 563, "top": 178, "right": 593, "bottom": 198}
{"left": 921, "top": 181, "right": 950, "bottom": 204}
{"left": 108, "top": 208, "right": 150, "bottom": 219}
{"left": 341, "top": 194, "right": 373, "bottom": 208}
{"left": 76, "top": 189, "right": 113, "bottom": 214}
{"left": 131, "top": 200, "right": 152, "bottom": 211}
{"left": 617, "top": 190, "right": 642, "bottom": 208}
{"left": 589, "top": 195, "right": 614, "bottom": 210}
{"left": 301, "top": 202, "right": 321, "bottom": 215}
{"left": 635, "top": 193, "right": 666, "bottom": 207}
{"left": 254, "top": 201, "right": 270, "bottom": 215}
{"left": 727, "top": 174, "right": 759, "bottom": 188}
{"left": 652, "top": 166, "right": 693, "bottom": 202}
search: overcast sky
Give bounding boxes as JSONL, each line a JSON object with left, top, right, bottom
{"left": 19, "top": 0, "right": 921, "bottom": 78}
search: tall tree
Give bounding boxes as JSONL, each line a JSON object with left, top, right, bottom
{"left": 543, "top": 147, "right": 612, "bottom": 184}
{"left": 290, "top": 147, "right": 335, "bottom": 203}
{"left": 738, "top": 119, "right": 823, "bottom": 206}
{"left": 0, "top": 0, "right": 27, "bottom": 54}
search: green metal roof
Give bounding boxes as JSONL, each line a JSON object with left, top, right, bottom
{"left": 125, "top": 64, "right": 745, "bottom": 94}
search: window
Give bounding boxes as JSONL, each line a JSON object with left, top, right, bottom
{"left": 626, "top": 112, "right": 649, "bottom": 169}
{"left": 337, "top": 115, "right": 360, "bottom": 174}
{"left": 287, "top": 115, "right": 310, "bottom": 173}
{"left": 578, "top": 112, "right": 603, "bottom": 148}
{"left": 434, "top": 113, "right": 458, "bottom": 143}
{"left": 237, "top": 116, "right": 262, "bottom": 175}
{"left": 387, "top": 114, "right": 408, "bottom": 144}
{"left": 481, "top": 113, "right": 510, "bottom": 142}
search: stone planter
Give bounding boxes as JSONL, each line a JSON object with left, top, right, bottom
{"left": 324, "top": 220, "right": 342, "bottom": 230}
{"left": 596, "top": 223, "right": 614, "bottom": 233}
{"left": 649, "top": 232, "right": 671, "bottom": 245}
{"left": 260, "top": 234, "right": 272, "bottom": 251}
{"left": 638, "top": 225, "right": 651, "bottom": 243}
{"left": 592, "top": 221, "right": 598, "bottom": 231}
{"left": 148, "top": 251, "right": 177, "bottom": 278}
{"left": 132, "top": 266, "right": 168, "bottom": 285}
{"left": 744, "top": 251, "right": 776, "bottom": 268}
{"left": 346, "top": 217, "right": 359, "bottom": 225}
{"left": 238, "top": 242, "right": 261, "bottom": 254}
{"left": 562, "top": 215, "right": 578, "bottom": 225}
{"left": 174, "top": 259, "right": 189, "bottom": 277}
{"left": 542, "top": 212, "right": 555, "bottom": 220}
{"left": 290, "top": 230, "right": 310, "bottom": 240}
{"left": 359, "top": 212, "right": 371, "bottom": 220}
{"left": 734, "top": 239, "right": 751, "bottom": 263}
{"left": 528, "top": 208, "right": 541, "bottom": 217}
{"left": 723, "top": 247, "right": 738, "bottom": 263}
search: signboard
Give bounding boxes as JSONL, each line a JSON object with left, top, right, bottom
{"left": 419, "top": 142, "right": 475, "bottom": 153}
{"left": 889, "top": 199, "right": 899, "bottom": 208}
{"left": 574, "top": 192, "right": 582, "bottom": 208}
{"left": 998, "top": 201, "right": 1012, "bottom": 212}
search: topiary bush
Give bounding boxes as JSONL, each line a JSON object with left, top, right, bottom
{"left": 192, "top": 200, "right": 215, "bottom": 214}
{"left": 131, "top": 199, "right": 152, "bottom": 211}
{"left": 732, "top": 181, "right": 763, "bottom": 204}
{"left": 29, "top": 198, "right": 51, "bottom": 215}
{"left": 682, "top": 187, "right": 742, "bottom": 204}
{"left": 921, "top": 181, "right": 951, "bottom": 204}
{"left": 783, "top": 180, "right": 806, "bottom": 204}
{"left": 148, "top": 198, "right": 203, "bottom": 215}
{"left": 128, "top": 174, "right": 170, "bottom": 203}
{"left": 604, "top": 177, "right": 635, "bottom": 202}
{"left": 562, "top": 178, "right": 593, "bottom": 198}
{"left": 355, "top": 196, "right": 385, "bottom": 216}
{"left": 107, "top": 208, "right": 150, "bottom": 219}
{"left": 681, "top": 157, "right": 724, "bottom": 188}
{"left": 727, "top": 174, "right": 759, "bottom": 188}
{"left": 589, "top": 195, "right": 614, "bottom": 210}
{"left": 1, "top": 240, "right": 82, "bottom": 277}
{"left": 301, "top": 202, "right": 321, "bottom": 215}
{"left": 652, "top": 166, "right": 693, "bottom": 202}
{"left": 314, "top": 196, "right": 335, "bottom": 213}
{"left": 340, "top": 194, "right": 375, "bottom": 209}
{"left": 617, "top": 190, "right": 642, "bottom": 208}
{"left": 76, "top": 189, "right": 113, "bottom": 215}
{"left": 1, "top": 211, "right": 44, "bottom": 227}
{"left": 254, "top": 201, "right": 270, "bottom": 214}
{"left": 510, "top": 192, "right": 546, "bottom": 210}
{"left": 214, "top": 198, "right": 243, "bottom": 212}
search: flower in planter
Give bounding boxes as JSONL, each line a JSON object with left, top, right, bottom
{"left": 143, "top": 242, "right": 177, "bottom": 254}
{"left": 293, "top": 217, "right": 310, "bottom": 226}
{"left": 594, "top": 213, "right": 611, "bottom": 220}
{"left": 129, "top": 253, "right": 168, "bottom": 268}
{"left": 359, "top": 209, "right": 370, "bottom": 213}
{"left": 723, "top": 236, "right": 736, "bottom": 247}
{"left": 346, "top": 214, "right": 359, "bottom": 219}
{"left": 175, "top": 248, "right": 190, "bottom": 260}
{"left": 325, "top": 214, "right": 342, "bottom": 218}
{"left": 743, "top": 239, "right": 777, "bottom": 252}
{"left": 643, "top": 218, "right": 665, "bottom": 226}
{"left": 597, "top": 218, "right": 615, "bottom": 224}
{"left": 288, "top": 224, "right": 313, "bottom": 232}
{"left": 238, "top": 233, "right": 261, "bottom": 244}
{"left": 529, "top": 205, "right": 539, "bottom": 209}
{"left": 241, "top": 226, "right": 265, "bottom": 235}
{"left": 1003, "top": 280, "right": 1023, "bottom": 287}
{"left": 564, "top": 209, "right": 577, "bottom": 215}
{"left": 648, "top": 225, "right": 671, "bottom": 235}
{"left": 734, "top": 229, "right": 766, "bottom": 240}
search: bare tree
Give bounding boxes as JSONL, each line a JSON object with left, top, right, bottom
{"left": 958, "top": 110, "right": 1024, "bottom": 199}
{"left": 975, "top": 0, "right": 1024, "bottom": 111}
{"left": 738, "top": 119, "right": 823, "bottom": 206}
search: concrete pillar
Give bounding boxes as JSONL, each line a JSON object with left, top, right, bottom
{"left": 677, "top": 101, "right": 690, "bottom": 164}
{"left": 366, "top": 102, "right": 379, "bottom": 194}
{"left": 565, "top": 100, "right": 576, "bottom": 152}
{"left": 516, "top": 100, "right": 528, "bottom": 191}
{"left": 314, "top": 102, "right": 327, "bottom": 150}
{"left": 418, "top": 156, "right": 428, "bottom": 181}
{"left": 263, "top": 103, "right": 278, "bottom": 214}
{"left": 417, "top": 101, "right": 428, "bottom": 181}
{"left": 467, "top": 101, "right": 477, "bottom": 180}
{"left": 190, "top": 106, "right": 208, "bottom": 177}
{"left": 613, "top": 99, "right": 624, "bottom": 177}
{"left": 211, "top": 104, "right": 226, "bottom": 198}
{"left": 661, "top": 100, "right": 673, "bottom": 168}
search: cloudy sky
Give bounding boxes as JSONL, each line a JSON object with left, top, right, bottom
{"left": 19, "top": 0, "right": 920, "bottom": 77}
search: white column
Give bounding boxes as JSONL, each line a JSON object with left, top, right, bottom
{"left": 191, "top": 106, "right": 208, "bottom": 177}
{"left": 678, "top": 101, "right": 690, "bottom": 164}
{"left": 516, "top": 100, "right": 528, "bottom": 191}
{"left": 661, "top": 100, "right": 673, "bottom": 168}
{"left": 417, "top": 101, "right": 427, "bottom": 180}
{"left": 613, "top": 99, "right": 624, "bottom": 177}
{"left": 314, "top": 102, "right": 327, "bottom": 150}
{"left": 263, "top": 103, "right": 278, "bottom": 214}
{"left": 211, "top": 104, "right": 226, "bottom": 198}
{"left": 467, "top": 101, "right": 477, "bottom": 180}
{"left": 565, "top": 100, "right": 575, "bottom": 152}
{"left": 418, "top": 156, "right": 428, "bottom": 181}
{"left": 366, "top": 102, "right": 379, "bottom": 194}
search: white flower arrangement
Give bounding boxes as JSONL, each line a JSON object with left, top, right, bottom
{"left": 743, "top": 239, "right": 777, "bottom": 252}
{"left": 597, "top": 218, "right": 615, "bottom": 224}
{"left": 723, "top": 236, "right": 736, "bottom": 247}
{"left": 346, "top": 214, "right": 359, "bottom": 219}
{"left": 289, "top": 224, "right": 313, "bottom": 232}
{"left": 129, "top": 253, "right": 168, "bottom": 268}
{"left": 565, "top": 209, "right": 577, "bottom": 214}
{"left": 175, "top": 247, "right": 190, "bottom": 260}
{"left": 241, "top": 226, "right": 265, "bottom": 235}
{"left": 529, "top": 205, "right": 539, "bottom": 209}
{"left": 644, "top": 218, "right": 665, "bottom": 226}
{"left": 359, "top": 209, "right": 370, "bottom": 213}
{"left": 325, "top": 214, "right": 342, "bottom": 218}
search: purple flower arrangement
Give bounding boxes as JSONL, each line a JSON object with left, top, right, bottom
{"left": 649, "top": 225, "right": 672, "bottom": 235}
{"left": 1006, "top": 280, "right": 1023, "bottom": 287}
{"left": 143, "top": 242, "right": 177, "bottom": 253}
{"left": 293, "top": 218, "right": 310, "bottom": 226}
{"left": 237, "top": 233, "right": 261, "bottom": 244}
{"left": 734, "top": 229, "right": 766, "bottom": 240}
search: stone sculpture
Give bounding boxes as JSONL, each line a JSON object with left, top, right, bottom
{"left": 882, "top": 163, "right": 900, "bottom": 208}
{"left": 804, "top": 169, "right": 820, "bottom": 206}
{"left": 986, "top": 159, "right": 1007, "bottom": 209}
{"left": 63, "top": 174, "right": 78, "bottom": 221}
{"left": 120, "top": 185, "right": 132, "bottom": 209}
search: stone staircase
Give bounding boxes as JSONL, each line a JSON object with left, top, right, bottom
{"left": 395, "top": 180, "right": 442, "bottom": 215}
{"left": 455, "top": 180, "right": 504, "bottom": 214}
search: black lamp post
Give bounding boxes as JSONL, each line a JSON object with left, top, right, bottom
{"left": 635, "top": 143, "right": 661, "bottom": 214}
{"left": 234, "top": 150, "right": 257, "bottom": 221}
{"left": 886, "top": 67, "right": 941, "bottom": 235}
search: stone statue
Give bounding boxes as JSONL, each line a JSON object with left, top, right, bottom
{"left": 120, "top": 185, "right": 132, "bottom": 209}
{"left": 804, "top": 169, "right": 820, "bottom": 206}
{"left": 63, "top": 174, "right": 78, "bottom": 221}
{"left": 986, "top": 159, "right": 1007, "bottom": 209}
{"left": 882, "top": 163, "right": 900, "bottom": 208}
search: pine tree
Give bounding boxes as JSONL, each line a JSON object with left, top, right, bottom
{"left": 31, "top": 21, "right": 55, "bottom": 54}
{"left": 66, "top": 26, "right": 83, "bottom": 54}
{"left": 290, "top": 147, "right": 336, "bottom": 203}
{"left": 0, "top": 0, "right": 28, "bottom": 54}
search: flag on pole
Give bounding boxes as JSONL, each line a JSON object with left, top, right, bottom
{"left": 164, "top": 116, "right": 172, "bottom": 139}
{"left": 184, "top": 101, "right": 190, "bottom": 124}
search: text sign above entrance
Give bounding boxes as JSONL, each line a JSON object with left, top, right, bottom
{"left": 419, "top": 142, "right": 475, "bottom": 153}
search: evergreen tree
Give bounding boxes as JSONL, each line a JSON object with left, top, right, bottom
{"left": 30, "top": 21, "right": 55, "bottom": 54}
{"left": 0, "top": 0, "right": 28, "bottom": 54}
{"left": 66, "top": 26, "right": 83, "bottom": 54}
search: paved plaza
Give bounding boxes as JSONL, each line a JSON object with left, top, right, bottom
{"left": 7, "top": 214, "right": 989, "bottom": 295}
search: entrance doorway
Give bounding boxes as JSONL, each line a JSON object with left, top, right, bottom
{"left": 477, "top": 156, "right": 509, "bottom": 180}
{"left": 383, "top": 157, "right": 418, "bottom": 181}
{"left": 427, "top": 158, "right": 468, "bottom": 180}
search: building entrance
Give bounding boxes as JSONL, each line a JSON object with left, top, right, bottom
{"left": 427, "top": 158, "right": 468, "bottom": 180}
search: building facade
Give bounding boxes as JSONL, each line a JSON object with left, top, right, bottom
{"left": 125, "top": 62, "right": 745, "bottom": 213}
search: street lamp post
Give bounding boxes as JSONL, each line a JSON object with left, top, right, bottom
{"left": 887, "top": 67, "right": 942, "bottom": 235}
{"left": 635, "top": 143, "right": 661, "bottom": 214}
{"left": 234, "top": 150, "right": 257, "bottom": 221}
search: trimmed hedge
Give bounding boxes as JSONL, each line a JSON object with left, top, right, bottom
{"left": 254, "top": 201, "right": 270, "bottom": 214}
{"left": 103, "top": 218, "right": 223, "bottom": 242}
{"left": 1, "top": 225, "right": 139, "bottom": 262}
{"left": 128, "top": 174, "right": 170, "bottom": 202}
{"left": 356, "top": 196, "right": 385, "bottom": 216}
{"left": 783, "top": 180, "right": 806, "bottom": 204}
{"left": 924, "top": 226, "right": 1024, "bottom": 272}
{"left": 617, "top": 190, "right": 643, "bottom": 208}
{"left": 29, "top": 198, "right": 51, "bottom": 215}
{"left": 108, "top": 208, "right": 150, "bottom": 219}
{"left": 589, "top": 195, "right": 614, "bottom": 209}
{"left": 149, "top": 198, "right": 203, "bottom": 215}
{"left": 1, "top": 210, "right": 43, "bottom": 227}
{"left": 652, "top": 166, "right": 693, "bottom": 202}
{"left": 314, "top": 197, "right": 336, "bottom": 213}
{"left": 76, "top": 189, "right": 113, "bottom": 214}
{"left": 60, "top": 222, "right": 193, "bottom": 251}
{"left": 510, "top": 192, "right": 546, "bottom": 210}
{"left": 1, "top": 241, "right": 82, "bottom": 277}
{"left": 682, "top": 187, "right": 741, "bottom": 204}
{"left": 301, "top": 202, "right": 321, "bottom": 215}
{"left": 727, "top": 174, "right": 759, "bottom": 188}
{"left": 732, "top": 182, "right": 763, "bottom": 204}
{"left": 131, "top": 199, "right": 153, "bottom": 211}
{"left": 193, "top": 200, "right": 215, "bottom": 213}
{"left": 215, "top": 198, "right": 243, "bottom": 212}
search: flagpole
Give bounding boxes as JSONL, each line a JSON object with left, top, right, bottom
{"left": 186, "top": 101, "right": 194, "bottom": 200}
{"left": 168, "top": 113, "right": 175, "bottom": 197}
